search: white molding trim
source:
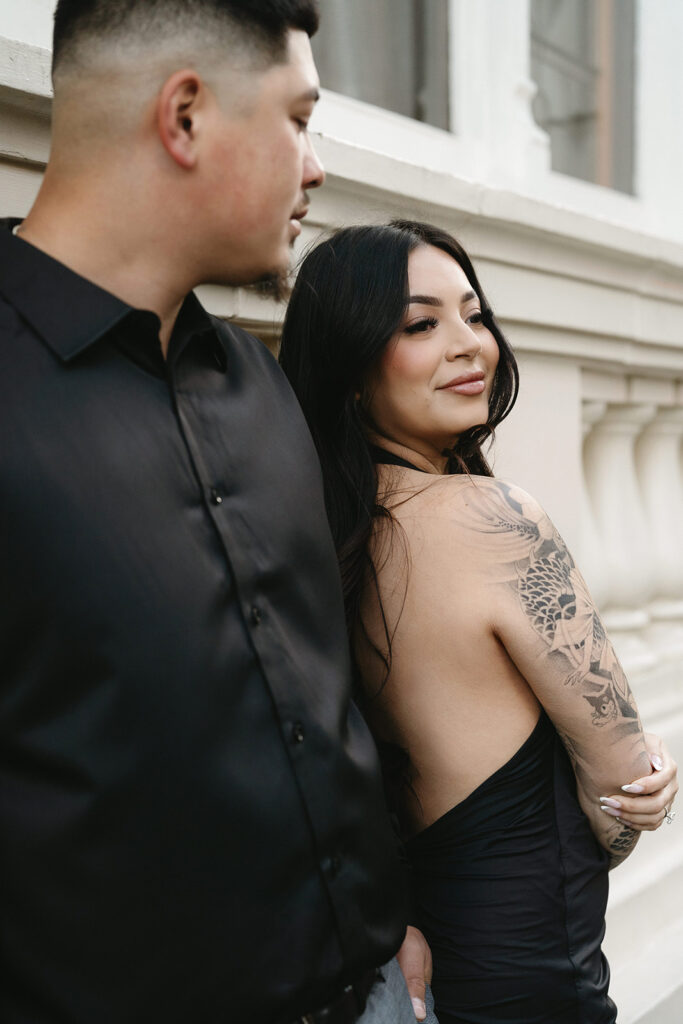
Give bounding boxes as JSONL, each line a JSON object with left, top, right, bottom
{"left": 0, "top": 35, "right": 51, "bottom": 108}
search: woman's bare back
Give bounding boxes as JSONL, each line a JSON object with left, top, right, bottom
{"left": 356, "top": 467, "right": 540, "bottom": 833}
{"left": 356, "top": 466, "right": 649, "bottom": 848}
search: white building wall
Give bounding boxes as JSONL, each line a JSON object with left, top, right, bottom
{"left": 636, "top": 0, "right": 683, "bottom": 239}
{"left": 1, "top": 2, "right": 682, "bottom": 1019}
{"left": 0, "top": 0, "right": 53, "bottom": 49}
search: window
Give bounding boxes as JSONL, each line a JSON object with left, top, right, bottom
{"left": 530, "top": 0, "right": 635, "bottom": 194}
{"left": 311, "top": 0, "right": 450, "bottom": 131}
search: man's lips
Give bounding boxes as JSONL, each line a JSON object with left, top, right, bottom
{"left": 290, "top": 207, "right": 309, "bottom": 235}
{"left": 437, "top": 370, "right": 486, "bottom": 395}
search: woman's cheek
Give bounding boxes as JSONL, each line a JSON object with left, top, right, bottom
{"left": 386, "top": 341, "right": 430, "bottom": 383}
{"left": 483, "top": 331, "right": 500, "bottom": 372}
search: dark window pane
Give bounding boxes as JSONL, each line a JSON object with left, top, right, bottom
{"left": 313, "top": 0, "right": 450, "bottom": 131}
{"left": 530, "top": 0, "right": 635, "bottom": 194}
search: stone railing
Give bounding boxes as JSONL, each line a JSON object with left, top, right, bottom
{"left": 582, "top": 388, "right": 683, "bottom": 708}
{"left": 577, "top": 384, "right": 683, "bottom": 1023}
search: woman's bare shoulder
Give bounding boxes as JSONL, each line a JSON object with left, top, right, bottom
{"left": 383, "top": 474, "right": 551, "bottom": 575}
{"left": 401, "top": 474, "right": 547, "bottom": 531}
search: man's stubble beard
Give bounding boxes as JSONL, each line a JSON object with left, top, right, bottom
{"left": 205, "top": 237, "right": 295, "bottom": 303}
{"left": 251, "top": 267, "right": 292, "bottom": 303}
{"left": 250, "top": 238, "right": 299, "bottom": 302}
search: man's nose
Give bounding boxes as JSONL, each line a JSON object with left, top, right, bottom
{"left": 303, "top": 133, "right": 325, "bottom": 190}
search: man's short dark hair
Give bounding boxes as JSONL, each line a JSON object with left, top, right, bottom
{"left": 52, "top": 0, "right": 320, "bottom": 79}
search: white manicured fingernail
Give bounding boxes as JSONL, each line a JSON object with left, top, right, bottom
{"left": 411, "top": 997, "right": 426, "bottom": 1020}
{"left": 622, "top": 783, "right": 645, "bottom": 793}
{"left": 601, "top": 805, "right": 621, "bottom": 817}
{"left": 600, "top": 797, "right": 621, "bottom": 809}
{"left": 651, "top": 755, "right": 664, "bottom": 771}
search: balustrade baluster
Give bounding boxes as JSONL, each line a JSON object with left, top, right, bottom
{"left": 583, "top": 402, "right": 658, "bottom": 675}
{"left": 635, "top": 405, "right": 683, "bottom": 675}
{"left": 579, "top": 401, "right": 609, "bottom": 609}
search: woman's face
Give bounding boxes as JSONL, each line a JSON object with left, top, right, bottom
{"left": 364, "top": 244, "right": 500, "bottom": 458}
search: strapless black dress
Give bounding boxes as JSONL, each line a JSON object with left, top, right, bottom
{"left": 406, "top": 711, "right": 616, "bottom": 1024}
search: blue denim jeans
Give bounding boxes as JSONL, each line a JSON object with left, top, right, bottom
{"left": 358, "top": 958, "right": 439, "bottom": 1024}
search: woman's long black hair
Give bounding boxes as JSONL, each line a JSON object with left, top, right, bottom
{"left": 279, "top": 220, "right": 519, "bottom": 661}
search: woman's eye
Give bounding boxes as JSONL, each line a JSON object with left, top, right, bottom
{"left": 404, "top": 316, "right": 438, "bottom": 335}
{"left": 466, "top": 310, "right": 484, "bottom": 326}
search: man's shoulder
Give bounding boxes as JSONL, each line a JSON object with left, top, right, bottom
{"left": 209, "top": 315, "right": 293, "bottom": 390}
{"left": 210, "top": 315, "right": 272, "bottom": 362}
{"left": 206, "top": 314, "right": 325, "bottom": 481}
{"left": 210, "top": 314, "right": 264, "bottom": 346}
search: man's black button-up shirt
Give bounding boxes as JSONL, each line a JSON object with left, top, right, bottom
{"left": 0, "top": 222, "right": 407, "bottom": 1024}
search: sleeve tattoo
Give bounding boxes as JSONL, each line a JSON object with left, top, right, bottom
{"left": 458, "top": 481, "right": 639, "bottom": 730}
{"left": 457, "top": 480, "right": 643, "bottom": 860}
{"left": 607, "top": 823, "right": 639, "bottom": 867}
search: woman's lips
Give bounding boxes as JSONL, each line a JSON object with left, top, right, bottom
{"left": 438, "top": 372, "right": 486, "bottom": 396}
{"left": 442, "top": 379, "right": 486, "bottom": 395}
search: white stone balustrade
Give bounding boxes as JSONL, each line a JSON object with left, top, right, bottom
{"left": 582, "top": 402, "right": 659, "bottom": 676}
{"left": 580, "top": 401, "right": 609, "bottom": 609}
{"left": 635, "top": 405, "right": 683, "bottom": 676}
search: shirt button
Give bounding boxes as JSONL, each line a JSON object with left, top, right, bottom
{"left": 291, "top": 722, "right": 305, "bottom": 744}
{"left": 251, "top": 606, "right": 262, "bottom": 625}
{"left": 324, "top": 854, "right": 342, "bottom": 878}
{"left": 210, "top": 488, "right": 223, "bottom": 505}
{"left": 213, "top": 346, "right": 228, "bottom": 373}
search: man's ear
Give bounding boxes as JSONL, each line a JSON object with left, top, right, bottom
{"left": 157, "top": 69, "right": 203, "bottom": 169}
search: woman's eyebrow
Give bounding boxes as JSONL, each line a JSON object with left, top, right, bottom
{"left": 407, "top": 290, "right": 477, "bottom": 306}
{"left": 408, "top": 294, "right": 443, "bottom": 306}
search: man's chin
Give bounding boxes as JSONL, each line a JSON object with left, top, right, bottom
{"left": 204, "top": 243, "right": 294, "bottom": 300}
{"left": 250, "top": 268, "right": 292, "bottom": 303}
{"left": 251, "top": 234, "right": 301, "bottom": 301}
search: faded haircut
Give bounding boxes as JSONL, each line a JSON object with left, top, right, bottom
{"left": 52, "top": 0, "right": 320, "bottom": 83}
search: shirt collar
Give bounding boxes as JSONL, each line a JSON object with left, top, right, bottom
{"left": 0, "top": 218, "right": 134, "bottom": 361}
{"left": 0, "top": 219, "right": 215, "bottom": 365}
{"left": 166, "top": 290, "right": 216, "bottom": 365}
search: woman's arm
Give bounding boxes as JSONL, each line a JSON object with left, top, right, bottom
{"left": 602, "top": 733, "right": 678, "bottom": 831}
{"left": 453, "top": 478, "right": 652, "bottom": 867}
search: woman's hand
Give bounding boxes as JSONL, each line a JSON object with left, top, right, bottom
{"left": 599, "top": 732, "right": 678, "bottom": 831}
{"left": 396, "top": 925, "right": 433, "bottom": 1021}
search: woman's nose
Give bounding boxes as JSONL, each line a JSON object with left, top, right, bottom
{"left": 444, "top": 322, "right": 482, "bottom": 361}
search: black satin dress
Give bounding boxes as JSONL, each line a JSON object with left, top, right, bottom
{"left": 406, "top": 712, "right": 616, "bottom": 1024}
{"left": 371, "top": 450, "right": 616, "bottom": 1022}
